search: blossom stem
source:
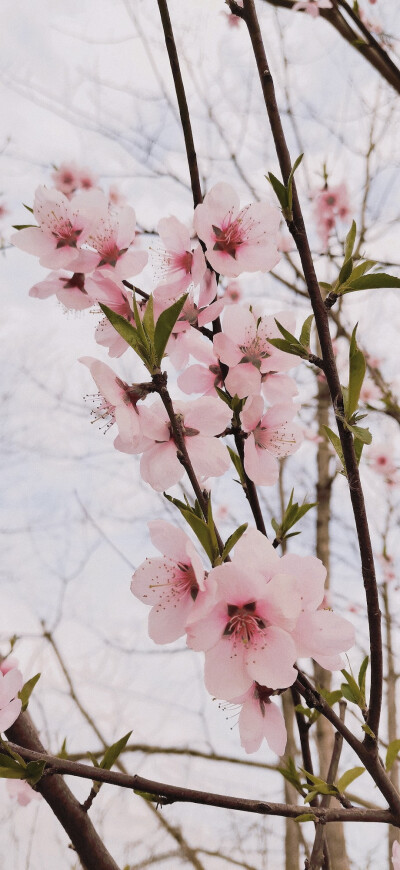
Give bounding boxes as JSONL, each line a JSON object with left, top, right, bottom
{"left": 233, "top": 428, "right": 267, "bottom": 536}
{"left": 156, "top": 0, "right": 203, "bottom": 208}
{"left": 240, "top": 0, "right": 382, "bottom": 746}
{"left": 152, "top": 371, "right": 226, "bottom": 555}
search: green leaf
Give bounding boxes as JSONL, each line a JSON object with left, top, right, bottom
{"left": 358, "top": 656, "right": 369, "bottom": 696}
{"left": 362, "top": 722, "right": 376, "bottom": 739}
{"left": 19, "top": 673, "right": 40, "bottom": 712}
{"left": 99, "top": 304, "right": 150, "bottom": 368}
{"left": 57, "top": 738, "right": 68, "bottom": 759}
{"left": 294, "top": 813, "right": 317, "bottom": 823}
{"left": 320, "top": 688, "right": 342, "bottom": 707}
{"left": 154, "top": 294, "right": 188, "bottom": 365}
{"left": 287, "top": 153, "right": 304, "bottom": 211}
{"left": 164, "top": 494, "right": 215, "bottom": 563}
{"left": 267, "top": 337, "right": 306, "bottom": 358}
{"left": 277, "top": 757, "right": 304, "bottom": 796}
{"left": 227, "top": 447, "right": 246, "bottom": 486}
{"left": 323, "top": 426, "right": 344, "bottom": 466}
{"left": 345, "top": 259, "right": 376, "bottom": 281}
{"left": 341, "top": 669, "right": 364, "bottom": 706}
{"left": 345, "top": 325, "right": 366, "bottom": 419}
{"left": 23, "top": 203, "right": 34, "bottom": 214}
{"left": 12, "top": 223, "right": 36, "bottom": 230}
{"left": 24, "top": 760, "right": 46, "bottom": 786}
{"left": 343, "top": 273, "right": 400, "bottom": 292}
{"left": 299, "top": 315, "right": 313, "bottom": 350}
{"left": 266, "top": 173, "right": 288, "bottom": 209}
{"left": 100, "top": 732, "right": 132, "bottom": 771}
{"left": 344, "top": 220, "right": 357, "bottom": 261}
{"left": 87, "top": 752, "right": 101, "bottom": 768}
{"left": 386, "top": 739, "right": 400, "bottom": 771}
{"left": 337, "top": 767, "right": 364, "bottom": 793}
{"left": 132, "top": 292, "right": 149, "bottom": 349}
{"left": 319, "top": 281, "right": 332, "bottom": 292}
{"left": 338, "top": 256, "right": 354, "bottom": 287}
{"left": 346, "top": 423, "right": 372, "bottom": 445}
{"left": 221, "top": 523, "right": 248, "bottom": 561}
{"left": 0, "top": 753, "right": 25, "bottom": 779}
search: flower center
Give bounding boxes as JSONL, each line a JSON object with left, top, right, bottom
{"left": 212, "top": 220, "right": 244, "bottom": 259}
{"left": 223, "top": 602, "right": 266, "bottom": 644}
{"left": 53, "top": 222, "right": 82, "bottom": 249}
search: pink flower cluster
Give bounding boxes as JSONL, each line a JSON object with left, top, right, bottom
{"left": 313, "top": 183, "right": 350, "bottom": 248}
{"left": 292, "top": 0, "right": 332, "bottom": 16}
{"left": 131, "top": 524, "right": 354, "bottom": 754}
{"left": 0, "top": 662, "right": 23, "bottom": 733}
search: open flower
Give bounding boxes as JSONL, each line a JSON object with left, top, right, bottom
{"left": 138, "top": 397, "right": 232, "bottom": 491}
{"left": 233, "top": 683, "right": 287, "bottom": 755}
{"left": 29, "top": 271, "right": 92, "bottom": 310}
{"left": 214, "top": 305, "right": 299, "bottom": 398}
{"left": 80, "top": 357, "right": 152, "bottom": 452}
{"left": 153, "top": 216, "right": 206, "bottom": 300}
{"left": 0, "top": 668, "right": 23, "bottom": 732}
{"left": 11, "top": 186, "right": 104, "bottom": 272}
{"left": 240, "top": 396, "right": 303, "bottom": 486}
{"left": 87, "top": 203, "right": 148, "bottom": 280}
{"left": 194, "top": 182, "right": 280, "bottom": 278}
{"left": 131, "top": 520, "right": 209, "bottom": 643}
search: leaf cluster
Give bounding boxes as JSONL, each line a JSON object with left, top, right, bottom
{"left": 271, "top": 489, "right": 316, "bottom": 546}
{"left": 100, "top": 294, "right": 187, "bottom": 374}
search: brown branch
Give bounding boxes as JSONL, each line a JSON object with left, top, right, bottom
{"left": 6, "top": 714, "right": 121, "bottom": 870}
{"left": 4, "top": 739, "right": 397, "bottom": 825}
{"left": 239, "top": 0, "right": 383, "bottom": 745}
{"left": 156, "top": 0, "right": 203, "bottom": 207}
{"left": 308, "top": 702, "right": 346, "bottom": 870}
{"left": 259, "top": 0, "right": 400, "bottom": 96}
{"left": 233, "top": 429, "right": 267, "bottom": 535}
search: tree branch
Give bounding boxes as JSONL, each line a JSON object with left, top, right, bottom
{"left": 4, "top": 739, "right": 397, "bottom": 825}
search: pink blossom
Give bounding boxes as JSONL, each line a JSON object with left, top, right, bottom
{"left": 359, "top": 377, "right": 382, "bottom": 404}
{"left": 84, "top": 269, "right": 138, "bottom": 357}
{"left": 234, "top": 684, "right": 287, "bottom": 755}
{"left": 224, "top": 280, "right": 243, "bottom": 304}
{"left": 214, "top": 305, "right": 300, "bottom": 398}
{"left": 153, "top": 216, "right": 206, "bottom": 300}
{"left": 188, "top": 528, "right": 353, "bottom": 696}
{"left": 0, "top": 668, "right": 23, "bottom": 732}
{"left": 7, "top": 779, "right": 41, "bottom": 807}
{"left": 29, "top": 271, "right": 92, "bottom": 311}
{"left": 187, "top": 541, "right": 302, "bottom": 698}
{"left": 368, "top": 444, "right": 398, "bottom": 483}
{"left": 0, "top": 657, "right": 19, "bottom": 675}
{"left": 313, "top": 183, "right": 351, "bottom": 248}
{"left": 51, "top": 162, "right": 99, "bottom": 197}
{"left": 279, "top": 551, "right": 355, "bottom": 669}
{"left": 87, "top": 203, "right": 148, "bottom": 280}
{"left": 138, "top": 397, "right": 232, "bottom": 491}
{"left": 261, "top": 371, "right": 298, "bottom": 404}
{"left": 80, "top": 357, "right": 151, "bottom": 452}
{"left": 11, "top": 186, "right": 103, "bottom": 272}
{"left": 392, "top": 841, "right": 400, "bottom": 870}
{"left": 240, "top": 397, "right": 304, "bottom": 486}
{"left": 194, "top": 182, "right": 280, "bottom": 278}
{"left": 161, "top": 296, "right": 223, "bottom": 370}
{"left": 359, "top": 8, "right": 383, "bottom": 35}
{"left": 131, "top": 520, "right": 209, "bottom": 643}
{"left": 277, "top": 232, "right": 295, "bottom": 253}
{"left": 108, "top": 184, "right": 127, "bottom": 208}
{"left": 178, "top": 340, "right": 224, "bottom": 397}
{"left": 292, "top": 0, "right": 332, "bottom": 15}
{"left": 0, "top": 200, "right": 9, "bottom": 221}
{"left": 221, "top": 10, "right": 242, "bottom": 27}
